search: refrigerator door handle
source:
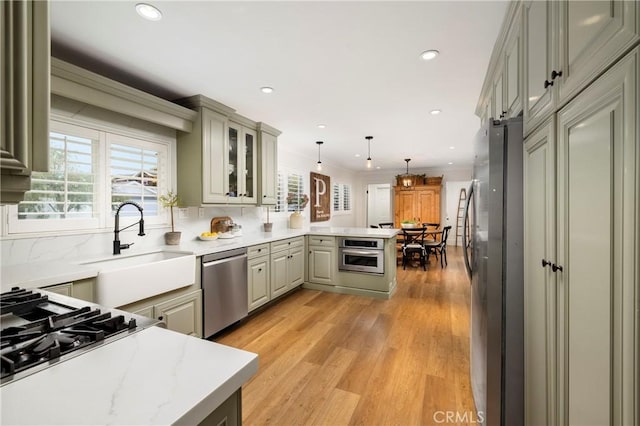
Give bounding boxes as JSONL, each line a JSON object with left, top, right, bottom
{"left": 462, "top": 183, "right": 473, "bottom": 279}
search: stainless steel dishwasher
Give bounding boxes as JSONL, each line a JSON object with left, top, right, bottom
{"left": 201, "top": 247, "right": 248, "bottom": 338}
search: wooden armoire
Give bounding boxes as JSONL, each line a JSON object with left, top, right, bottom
{"left": 393, "top": 185, "right": 441, "bottom": 227}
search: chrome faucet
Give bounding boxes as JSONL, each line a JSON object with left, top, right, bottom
{"left": 113, "top": 201, "right": 145, "bottom": 255}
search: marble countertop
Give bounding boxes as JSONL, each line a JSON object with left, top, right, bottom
{"left": 1, "top": 227, "right": 398, "bottom": 292}
{"left": 0, "top": 326, "right": 258, "bottom": 425}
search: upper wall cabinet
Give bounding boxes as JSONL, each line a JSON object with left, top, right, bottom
{"left": 523, "top": 0, "right": 639, "bottom": 135}
{"left": 175, "top": 95, "right": 280, "bottom": 206}
{"left": 1, "top": 0, "right": 50, "bottom": 204}
{"left": 257, "top": 123, "right": 280, "bottom": 205}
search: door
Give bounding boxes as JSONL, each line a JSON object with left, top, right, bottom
{"left": 242, "top": 128, "right": 257, "bottom": 203}
{"left": 523, "top": 0, "right": 555, "bottom": 135}
{"left": 270, "top": 251, "right": 289, "bottom": 298}
{"left": 367, "top": 183, "right": 392, "bottom": 227}
{"left": 308, "top": 246, "right": 334, "bottom": 285}
{"left": 248, "top": 256, "right": 269, "bottom": 311}
{"left": 523, "top": 118, "right": 556, "bottom": 426}
{"left": 393, "top": 189, "right": 414, "bottom": 227}
{"left": 287, "top": 247, "right": 305, "bottom": 288}
{"left": 155, "top": 290, "right": 202, "bottom": 337}
{"left": 415, "top": 187, "right": 440, "bottom": 224}
{"left": 555, "top": 48, "right": 637, "bottom": 426}
{"left": 557, "top": 0, "right": 639, "bottom": 104}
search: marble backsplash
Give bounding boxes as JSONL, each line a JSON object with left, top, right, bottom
{"left": 0, "top": 206, "right": 318, "bottom": 266}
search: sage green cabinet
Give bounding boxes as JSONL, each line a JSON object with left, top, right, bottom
{"left": 198, "top": 389, "right": 241, "bottom": 426}
{"left": 119, "top": 287, "right": 203, "bottom": 338}
{"left": 227, "top": 121, "right": 257, "bottom": 204}
{"left": 1, "top": 0, "right": 50, "bottom": 204}
{"left": 42, "top": 278, "right": 95, "bottom": 302}
{"left": 270, "top": 237, "right": 304, "bottom": 299}
{"left": 307, "top": 236, "right": 336, "bottom": 286}
{"left": 175, "top": 95, "right": 280, "bottom": 207}
{"left": 524, "top": 47, "right": 639, "bottom": 426}
{"left": 523, "top": 0, "right": 639, "bottom": 135}
{"left": 257, "top": 124, "right": 279, "bottom": 205}
{"left": 248, "top": 255, "right": 270, "bottom": 312}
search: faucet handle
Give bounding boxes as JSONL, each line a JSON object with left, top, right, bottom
{"left": 121, "top": 242, "right": 134, "bottom": 250}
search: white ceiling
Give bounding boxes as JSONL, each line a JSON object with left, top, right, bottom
{"left": 50, "top": 1, "right": 508, "bottom": 172}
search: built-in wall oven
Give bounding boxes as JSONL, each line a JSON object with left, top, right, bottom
{"left": 338, "top": 237, "right": 384, "bottom": 275}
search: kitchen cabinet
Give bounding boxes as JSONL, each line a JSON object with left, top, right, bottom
{"left": 523, "top": 0, "right": 639, "bottom": 135}
{"left": 257, "top": 123, "right": 279, "bottom": 205}
{"left": 227, "top": 120, "right": 257, "bottom": 204}
{"left": 199, "top": 389, "right": 241, "bottom": 426}
{"left": 175, "top": 95, "right": 281, "bottom": 206}
{"left": 503, "top": 10, "right": 522, "bottom": 118}
{"left": 42, "top": 278, "right": 95, "bottom": 302}
{"left": 1, "top": 0, "right": 50, "bottom": 204}
{"left": 523, "top": 47, "right": 638, "bottom": 425}
{"left": 248, "top": 243, "right": 270, "bottom": 312}
{"left": 270, "top": 237, "right": 304, "bottom": 298}
{"left": 393, "top": 185, "right": 441, "bottom": 228}
{"left": 120, "top": 287, "right": 203, "bottom": 338}
{"left": 307, "top": 236, "right": 335, "bottom": 286}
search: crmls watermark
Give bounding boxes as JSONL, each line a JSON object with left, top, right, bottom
{"left": 432, "top": 410, "right": 485, "bottom": 424}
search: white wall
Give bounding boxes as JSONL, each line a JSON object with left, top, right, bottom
{"left": 276, "top": 145, "right": 359, "bottom": 230}
{"left": 354, "top": 165, "right": 472, "bottom": 225}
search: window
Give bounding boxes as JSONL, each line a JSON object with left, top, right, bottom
{"left": 275, "top": 171, "right": 306, "bottom": 213}
{"left": 19, "top": 131, "right": 98, "bottom": 221}
{"left": 332, "top": 183, "right": 352, "bottom": 213}
{"left": 8, "top": 120, "right": 171, "bottom": 234}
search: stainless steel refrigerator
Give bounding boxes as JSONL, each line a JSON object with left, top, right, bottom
{"left": 463, "top": 117, "right": 523, "bottom": 426}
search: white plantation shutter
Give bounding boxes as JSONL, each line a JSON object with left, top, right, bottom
{"left": 9, "top": 121, "right": 171, "bottom": 233}
{"left": 275, "top": 172, "right": 286, "bottom": 212}
{"left": 287, "top": 173, "right": 304, "bottom": 212}
{"left": 342, "top": 184, "right": 351, "bottom": 211}
{"left": 16, "top": 131, "right": 98, "bottom": 224}
{"left": 333, "top": 184, "right": 340, "bottom": 210}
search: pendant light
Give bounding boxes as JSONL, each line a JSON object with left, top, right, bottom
{"left": 316, "top": 141, "right": 323, "bottom": 171}
{"left": 365, "top": 136, "right": 373, "bottom": 169}
{"left": 402, "top": 158, "right": 413, "bottom": 187}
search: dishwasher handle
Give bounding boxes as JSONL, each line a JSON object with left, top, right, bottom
{"left": 203, "top": 253, "right": 247, "bottom": 267}
{"left": 202, "top": 247, "right": 247, "bottom": 264}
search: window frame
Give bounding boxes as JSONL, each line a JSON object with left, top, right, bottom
{"left": 6, "top": 119, "right": 173, "bottom": 235}
{"left": 332, "top": 182, "right": 352, "bottom": 215}
{"left": 274, "top": 169, "right": 306, "bottom": 215}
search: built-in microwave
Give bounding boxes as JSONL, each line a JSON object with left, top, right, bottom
{"left": 338, "top": 237, "right": 384, "bottom": 275}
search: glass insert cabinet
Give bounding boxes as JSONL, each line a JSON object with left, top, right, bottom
{"left": 227, "top": 122, "right": 257, "bottom": 204}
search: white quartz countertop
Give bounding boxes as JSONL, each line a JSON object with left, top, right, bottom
{"left": 0, "top": 326, "right": 258, "bottom": 426}
{"left": 1, "top": 227, "right": 398, "bottom": 291}
{"left": 1, "top": 261, "right": 99, "bottom": 292}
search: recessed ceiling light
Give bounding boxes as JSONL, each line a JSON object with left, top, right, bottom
{"left": 376, "top": 166, "right": 381, "bottom": 170}
{"left": 135, "top": 3, "right": 162, "bottom": 21}
{"left": 420, "top": 50, "right": 439, "bottom": 61}
{"left": 260, "top": 87, "right": 274, "bottom": 94}
{"left": 449, "top": 146, "right": 455, "bottom": 150}
{"left": 354, "top": 154, "right": 361, "bottom": 158}
{"left": 430, "top": 109, "right": 442, "bottom": 115}
{"left": 317, "top": 124, "right": 326, "bottom": 129}
{"left": 448, "top": 162, "right": 454, "bottom": 165}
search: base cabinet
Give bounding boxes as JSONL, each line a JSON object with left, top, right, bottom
{"left": 42, "top": 278, "right": 95, "bottom": 302}
{"left": 270, "top": 237, "right": 304, "bottom": 299}
{"left": 121, "top": 288, "right": 203, "bottom": 338}
{"left": 248, "top": 255, "right": 270, "bottom": 311}
{"left": 198, "top": 389, "right": 241, "bottom": 426}
{"left": 524, "top": 48, "right": 638, "bottom": 425}
{"left": 307, "top": 236, "right": 336, "bottom": 286}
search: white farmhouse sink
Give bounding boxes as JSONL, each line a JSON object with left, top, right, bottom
{"left": 82, "top": 251, "right": 196, "bottom": 308}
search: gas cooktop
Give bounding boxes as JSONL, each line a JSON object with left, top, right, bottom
{"left": 0, "top": 287, "right": 159, "bottom": 385}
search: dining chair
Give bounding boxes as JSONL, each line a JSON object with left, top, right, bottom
{"left": 378, "top": 222, "right": 394, "bottom": 228}
{"left": 401, "top": 227, "right": 428, "bottom": 270}
{"left": 422, "top": 222, "right": 440, "bottom": 242}
{"left": 370, "top": 225, "right": 379, "bottom": 228}
{"left": 425, "top": 225, "right": 452, "bottom": 268}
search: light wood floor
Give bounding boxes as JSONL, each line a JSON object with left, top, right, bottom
{"left": 215, "top": 246, "right": 476, "bottom": 426}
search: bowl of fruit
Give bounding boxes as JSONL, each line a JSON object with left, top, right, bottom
{"left": 198, "top": 231, "right": 219, "bottom": 241}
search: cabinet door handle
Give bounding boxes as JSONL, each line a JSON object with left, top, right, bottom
{"left": 158, "top": 316, "right": 164, "bottom": 321}
{"left": 258, "top": 268, "right": 262, "bottom": 272}
{"left": 552, "top": 264, "right": 563, "bottom": 272}
{"left": 551, "top": 70, "right": 563, "bottom": 80}
{"left": 544, "top": 79, "right": 554, "bottom": 89}
{"left": 541, "top": 259, "right": 552, "bottom": 268}
{"left": 263, "top": 195, "right": 267, "bottom": 197}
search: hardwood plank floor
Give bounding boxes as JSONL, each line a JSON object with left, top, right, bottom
{"left": 215, "top": 246, "right": 477, "bottom": 425}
